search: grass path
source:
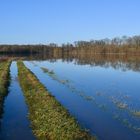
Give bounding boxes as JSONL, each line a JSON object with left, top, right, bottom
{"left": 17, "top": 61, "right": 95, "bottom": 140}
{"left": 0, "top": 60, "right": 11, "bottom": 118}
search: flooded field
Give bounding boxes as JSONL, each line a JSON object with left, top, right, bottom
{"left": 24, "top": 59, "right": 140, "bottom": 140}
{"left": 0, "top": 62, "right": 35, "bottom": 140}
{"left": 1, "top": 0, "right": 140, "bottom": 139}
{"left": 0, "top": 57, "right": 140, "bottom": 140}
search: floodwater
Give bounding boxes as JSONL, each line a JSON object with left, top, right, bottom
{"left": 0, "top": 62, "right": 35, "bottom": 140}
{"left": 23, "top": 59, "right": 140, "bottom": 140}
{"left": 0, "top": 57, "right": 140, "bottom": 140}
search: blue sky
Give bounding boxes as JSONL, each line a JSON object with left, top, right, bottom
{"left": 0, "top": 0, "right": 140, "bottom": 44}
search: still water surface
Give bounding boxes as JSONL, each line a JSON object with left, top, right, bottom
{"left": 24, "top": 59, "right": 140, "bottom": 140}
{"left": 0, "top": 62, "right": 35, "bottom": 140}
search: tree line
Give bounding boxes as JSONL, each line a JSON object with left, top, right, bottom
{"left": 0, "top": 35, "right": 140, "bottom": 55}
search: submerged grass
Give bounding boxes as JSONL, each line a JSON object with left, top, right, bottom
{"left": 40, "top": 67, "right": 97, "bottom": 103}
{"left": 40, "top": 66, "right": 109, "bottom": 113}
{"left": 0, "top": 60, "right": 11, "bottom": 118}
{"left": 132, "top": 110, "right": 140, "bottom": 118}
{"left": 17, "top": 61, "right": 95, "bottom": 140}
{"left": 41, "top": 67, "right": 55, "bottom": 75}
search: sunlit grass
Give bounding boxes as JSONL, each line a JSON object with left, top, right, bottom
{"left": 18, "top": 61, "right": 96, "bottom": 140}
{"left": 0, "top": 60, "right": 11, "bottom": 118}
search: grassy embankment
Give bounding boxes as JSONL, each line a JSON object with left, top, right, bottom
{"left": 0, "top": 60, "right": 11, "bottom": 118}
{"left": 17, "top": 61, "right": 96, "bottom": 140}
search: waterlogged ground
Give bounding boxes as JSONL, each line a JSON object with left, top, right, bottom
{"left": 23, "top": 60, "right": 140, "bottom": 140}
{"left": 0, "top": 62, "right": 35, "bottom": 140}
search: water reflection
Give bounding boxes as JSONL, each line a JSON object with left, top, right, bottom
{"left": 24, "top": 58, "right": 140, "bottom": 140}
{"left": 1, "top": 53, "right": 140, "bottom": 72}
{"left": 1, "top": 53, "right": 140, "bottom": 140}
{"left": 0, "top": 62, "right": 35, "bottom": 140}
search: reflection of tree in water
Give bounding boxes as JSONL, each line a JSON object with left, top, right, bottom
{"left": 1, "top": 53, "right": 140, "bottom": 72}
{"left": 24, "top": 53, "right": 140, "bottom": 72}
{"left": 71, "top": 54, "right": 140, "bottom": 72}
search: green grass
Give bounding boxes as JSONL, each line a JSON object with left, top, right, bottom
{"left": 0, "top": 60, "right": 11, "bottom": 118}
{"left": 17, "top": 61, "right": 96, "bottom": 140}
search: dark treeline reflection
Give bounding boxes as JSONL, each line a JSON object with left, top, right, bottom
{"left": 1, "top": 52, "right": 140, "bottom": 73}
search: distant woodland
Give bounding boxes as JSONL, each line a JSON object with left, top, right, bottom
{"left": 0, "top": 36, "right": 140, "bottom": 73}
{"left": 0, "top": 35, "right": 140, "bottom": 55}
